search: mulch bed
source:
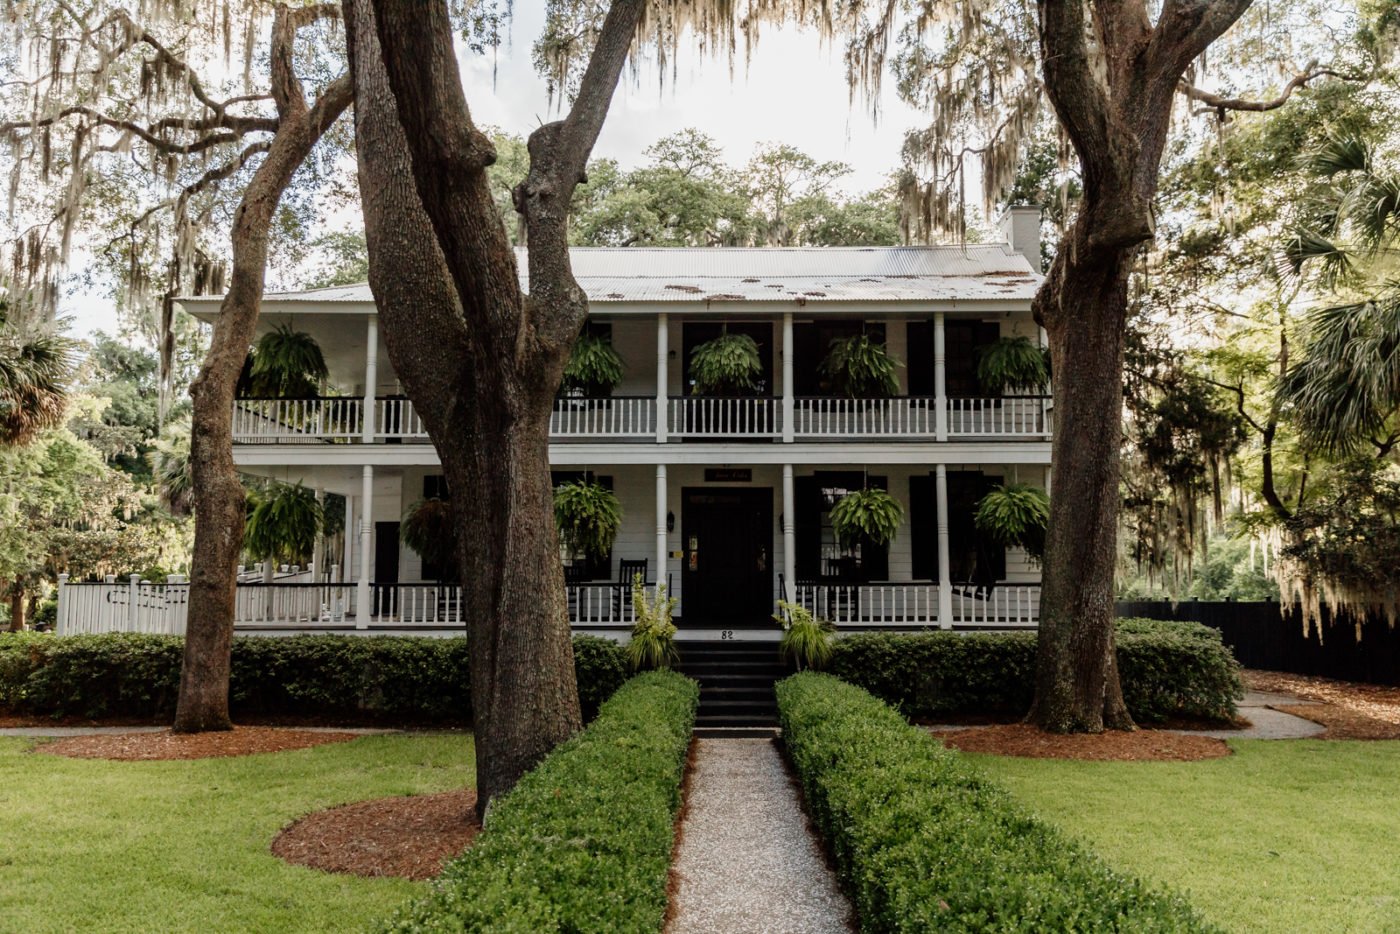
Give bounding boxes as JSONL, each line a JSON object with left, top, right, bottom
{"left": 272, "top": 789, "right": 479, "bottom": 881}
{"left": 1245, "top": 669, "right": 1400, "bottom": 739}
{"left": 35, "top": 726, "right": 362, "bottom": 761}
{"left": 1271, "top": 703, "right": 1400, "bottom": 741}
{"left": 930, "top": 723, "right": 1231, "bottom": 761}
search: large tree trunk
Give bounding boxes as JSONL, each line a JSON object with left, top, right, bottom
{"left": 1027, "top": 248, "right": 1134, "bottom": 732}
{"left": 1025, "top": 0, "right": 1254, "bottom": 732}
{"left": 354, "top": 0, "right": 644, "bottom": 811}
{"left": 174, "top": 9, "right": 352, "bottom": 733}
{"left": 8, "top": 582, "right": 24, "bottom": 632}
{"left": 347, "top": 0, "right": 591, "bottom": 812}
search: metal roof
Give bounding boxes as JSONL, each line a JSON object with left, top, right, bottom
{"left": 181, "top": 244, "right": 1041, "bottom": 311}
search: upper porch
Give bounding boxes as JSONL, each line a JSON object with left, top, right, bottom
{"left": 182, "top": 237, "right": 1051, "bottom": 450}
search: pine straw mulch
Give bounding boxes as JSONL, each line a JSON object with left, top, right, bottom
{"left": 930, "top": 723, "right": 1232, "bottom": 761}
{"left": 271, "top": 789, "right": 479, "bottom": 881}
{"left": 1245, "top": 669, "right": 1400, "bottom": 740}
{"left": 35, "top": 726, "right": 362, "bottom": 761}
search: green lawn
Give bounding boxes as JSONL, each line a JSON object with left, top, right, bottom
{"left": 972, "top": 740, "right": 1400, "bottom": 934}
{"left": 0, "top": 733, "right": 474, "bottom": 934}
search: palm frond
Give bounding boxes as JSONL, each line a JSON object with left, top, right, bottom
{"left": 1308, "top": 132, "right": 1370, "bottom": 177}
{"left": 149, "top": 418, "right": 194, "bottom": 516}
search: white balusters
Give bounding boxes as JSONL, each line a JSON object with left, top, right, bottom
{"left": 550, "top": 397, "right": 656, "bottom": 438}
{"left": 946, "top": 397, "right": 1050, "bottom": 437}
{"left": 668, "top": 396, "right": 779, "bottom": 437}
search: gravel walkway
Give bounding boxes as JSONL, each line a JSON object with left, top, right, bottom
{"left": 668, "top": 738, "right": 853, "bottom": 934}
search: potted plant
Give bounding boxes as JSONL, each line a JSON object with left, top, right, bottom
{"left": 974, "top": 483, "right": 1050, "bottom": 561}
{"left": 819, "top": 333, "right": 900, "bottom": 398}
{"left": 975, "top": 336, "right": 1049, "bottom": 396}
{"left": 553, "top": 479, "right": 622, "bottom": 563}
{"left": 829, "top": 486, "right": 904, "bottom": 553}
{"left": 561, "top": 330, "right": 624, "bottom": 399}
{"left": 774, "top": 599, "right": 835, "bottom": 670}
{"left": 243, "top": 482, "right": 324, "bottom": 567}
{"left": 689, "top": 327, "right": 762, "bottom": 395}
{"left": 626, "top": 574, "right": 679, "bottom": 671}
{"left": 401, "top": 496, "right": 458, "bottom": 581}
{"left": 241, "top": 324, "right": 329, "bottom": 398}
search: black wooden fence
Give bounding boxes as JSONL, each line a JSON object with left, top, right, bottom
{"left": 1117, "top": 600, "right": 1400, "bottom": 686}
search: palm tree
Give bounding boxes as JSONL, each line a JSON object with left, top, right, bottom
{"left": 0, "top": 288, "right": 74, "bottom": 445}
{"left": 1279, "top": 131, "right": 1400, "bottom": 455}
{"left": 150, "top": 418, "right": 195, "bottom": 516}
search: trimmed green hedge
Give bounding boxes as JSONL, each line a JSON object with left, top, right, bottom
{"left": 381, "top": 670, "right": 698, "bottom": 933}
{"left": 777, "top": 673, "right": 1218, "bottom": 933}
{"left": 829, "top": 618, "right": 1242, "bottom": 722}
{"left": 0, "top": 632, "right": 627, "bottom": 723}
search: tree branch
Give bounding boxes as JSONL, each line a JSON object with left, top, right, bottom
{"left": 1179, "top": 60, "right": 1352, "bottom": 114}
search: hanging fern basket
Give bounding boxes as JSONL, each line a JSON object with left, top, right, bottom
{"left": 553, "top": 480, "right": 623, "bottom": 561}
{"left": 974, "top": 483, "right": 1050, "bottom": 560}
{"left": 689, "top": 330, "right": 762, "bottom": 395}
{"left": 976, "top": 336, "right": 1049, "bottom": 396}
{"left": 819, "top": 334, "right": 900, "bottom": 398}
{"left": 562, "top": 331, "right": 624, "bottom": 398}
{"left": 829, "top": 486, "right": 904, "bottom": 551}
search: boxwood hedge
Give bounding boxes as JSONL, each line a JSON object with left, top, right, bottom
{"left": 829, "top": 618, "right": 1242, "bottom": 722}
{"left": 0, "top": 632, "right": 627, "bottom": 723}
{"left": 381, "top": 670, "right": 698, "bottom": 933}
{"left": 777, "top": 673, "right": 1219, "bottom": 933}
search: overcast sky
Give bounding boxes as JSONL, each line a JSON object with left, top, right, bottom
{"left": 63, "top": 13, "right": 923, "bottom": 338}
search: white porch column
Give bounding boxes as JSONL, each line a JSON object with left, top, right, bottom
{"left": 655, "top": 464, "right": 668, "bottom": 592}
{"left": 362, "top": 317, "right": 379, "bottom": 443}
{"left": 781, "top": 312, "right": 795, "bottom": 442}
{"left": 934, "top": 311, "right": 948, "bottom": 441}
{"left": 936, "top": 464, "right": 953, "bottom": 629}
{"left": 782, "top": 464, "right": 796, "bottom": 603}
{"left": 312, "top": 486, "right": 325, "bottom": 582}
{"left": 655, "top": 312, "right": 668, "bottom": 443}
{"left": 342, "top": 494, "right": 354, "bottom": 583}
{"left": 357, "top": 465, "right": 374, "bottom": 628}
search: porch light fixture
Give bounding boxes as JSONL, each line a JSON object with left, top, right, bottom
{"left": 667, "top": 511, "right": 675, "bottom": 533}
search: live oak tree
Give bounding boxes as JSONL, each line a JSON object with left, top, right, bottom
{"left": 2, "top": 1, "right": 352, "bottom": 730}
{"left": 347, "top": 0, "right": 654, "bottom": 811}
{"left": 865, "top": 0, "right": 1366, "bottom": 732}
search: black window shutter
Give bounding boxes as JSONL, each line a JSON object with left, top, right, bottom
{"left": 864, "top": 475, "right": 890, "bottom": 581}
{"left": 795, "top": 476, "right": 820, "bottom": 579}
{"left": 909, "top": 474, "right": 935, "bottom": 581}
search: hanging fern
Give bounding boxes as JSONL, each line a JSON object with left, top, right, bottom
{"left": 554, "top": 480, "right": 622, "bottom": 561}
{"left": 976, "top": 336, "right": 1049, "bottom": 395}
{"left": 819, "top": 334, "right": 900, "bottom": 398}
{"left": 248, "top": 324, "right": 329, "bottom": 398}
{"left": 401, "top": 497, "right": 457, "bottom": 577}
{"left": 689, "top": 330, "right": 761, "bottom": 395}
{"left": 562, "top": 330, "right": 624, "bottom": 396}
{"left": 244, "top": 482, "right": 324, "bottom": 565}
{"left": 974, "top": 483, "right": 1050, "bottom": 560}
{"left": 830, "top": 487, "right": 904, "bottom": 549}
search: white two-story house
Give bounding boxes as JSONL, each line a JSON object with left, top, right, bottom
{"left": 57, "top": 209, "right": 1050, "bottom": 640}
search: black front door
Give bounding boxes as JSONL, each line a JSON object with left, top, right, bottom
{"left": 681, "top": 488, "right": 773, "bottom": 626}
{"left": 374, "top": 521, "right": 400, "bottom": 616}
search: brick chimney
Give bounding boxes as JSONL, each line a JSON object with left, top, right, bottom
{"left": 997, "top": 205, "right": 1042, "bottom": 274}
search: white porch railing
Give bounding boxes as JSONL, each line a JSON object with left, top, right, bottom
{"left": 231, "top": 394, "right": 1052, "bottom": 442}
{"left": 55, "top": 578, "right": 647, "bottom": 634}
{"left": 669, "top": 396, "right": 780, "bottom": 437}
{"left": 550, "top": 396, "right": 657, "bottom": 438}
{"left": 792, "top": 397, "right": 937, "bottom": 438}
{"left": 793, "top": 581, "right": 1041, "bottom": 629}
{"left": 232, "top": 398, "right": 362, "bottom": 442}
{"left": 949, "top": 584, "right": 1041, "bottom": 627}
{"left": 795, "top": 581, "right": 939, "bottom": 627}
{"left": 947, "top": 397, "right": 1050, "bottom": 437}
{"left": 374, "top": 397, "right": 428, "bottom": 440}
